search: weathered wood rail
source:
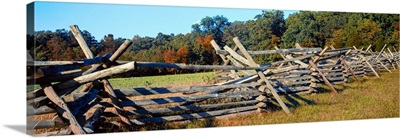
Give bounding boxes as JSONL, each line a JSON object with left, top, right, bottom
{"left": 27, "top": 25, "right": 399, "bottom": 136}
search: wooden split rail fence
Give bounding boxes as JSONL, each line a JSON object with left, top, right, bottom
{"left": 212, "top": 37, "right": 398, "bottom": 114}
{"left": 27, "top": 25, "right": 399, "bottom": 136}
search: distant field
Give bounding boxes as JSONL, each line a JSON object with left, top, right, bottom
{"left": 27, "top": 72, "right": 216, "bottom": 91}
{"left": 108, "top": 72, "right": 216, "bottom": 88}
{"left": 123, "top": 70, "right": 399, "bottom": 131}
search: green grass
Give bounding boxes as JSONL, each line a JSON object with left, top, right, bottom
{"left": 108, "top": 72, "right": 216, "bottom": 88}
{"left": 26, "top": 72, "right": 216, "bottom": 91}
{"left": 123, "top": 70, "right": 399, "bottom": 131}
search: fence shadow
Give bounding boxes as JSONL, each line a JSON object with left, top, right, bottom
{"left": 291, "top": 93, "right": 315, "bottom": 105}
{"left": 283, "top": 95, "right": 300, "bottom": 108}
{"left": 283, "top": 93, "right": 316, "bottom": 108}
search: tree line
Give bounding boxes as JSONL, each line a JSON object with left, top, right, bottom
{"left": 27, "top": 10, "right": 399, "bottom": 76}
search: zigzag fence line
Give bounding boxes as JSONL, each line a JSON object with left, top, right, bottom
{"left": 26, "top": 25, "right": 399, "bottom": 136}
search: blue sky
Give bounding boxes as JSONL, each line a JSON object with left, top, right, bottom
{"left": 34, "top": 1, "right": 298, "bottom": 40}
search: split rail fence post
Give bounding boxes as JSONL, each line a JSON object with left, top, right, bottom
{"left": 329, "top": 46, "right": 360, "bottom": 83}
{"left": 69, "top": 25, "right": 132, "bottom": 126}
{"left": 40, "top": 83, "right": 87, "bottom": 134}
{"left": 211, "top": 40, "right": 240, "bottom": 79}
{"left": 295, "top": 43, "right": 338, "bottom": 93}
{"left": 233, "top": 37, "right": 291, "bottom": 114}
{"left": 273, "top": 46, "right": 315, "bottom": 93}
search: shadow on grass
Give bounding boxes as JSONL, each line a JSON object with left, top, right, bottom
{"left": 291, "top": 93, "right": 315, "bottom": 105}
{"left": 283, "top": 95, "right": 300, "bottom": 108}
{"left": 314, "top": 86, "right": 346, "bottom": 93}
{"left": 268, "top": 93, "right": 316, "bottom": 110}
{"left": 283, "top": 93, "right": 316, "bottom": 108}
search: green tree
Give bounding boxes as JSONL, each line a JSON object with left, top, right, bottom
{"left": 346, "top": 33, "right": 362, "bottom": 48}
{"left": 357, "top": 19, "right": 382, "bottom": 48}
{"left": 314, "top": 12, "right": 349, "bottom": 47}
{"left": 248, "top": 10, "right": 286, "bottom": 48}
{"left": 98, "top": 34, "right": 127, "bottom": 56}
{"left": 31, "top": 45, "right": 48, "bottom": 61}
{"left": 255, "top": 10, "right": 286, "bottom": 37}
{"left": 283, "top": 11, "right": 320, "bottom": 48}
{"left": 131, "top": 35, "right": 155, "bottom": 52}
{"left": 223, "top": 21, "right": 250, "bottom": 47}
{"left": 389, "top": 23, "right": 399, "bottom": 47}
{"left": 326, "top": 29, "right": 344, "bottom": 48}
{"left": 361, "top": 13, "right": 398, "bottom": 40}
{"left": 192, "top": 15, "right": 230, "bottom": 46}
{"left": 374, "top": 38, "right": 386, "bottom": 52}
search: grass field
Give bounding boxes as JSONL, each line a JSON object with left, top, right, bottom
{"left": 108, "top": 72, "right": 216, "bottom": 88}
{"left": 107, "top": 70, "right": 399, "bottom": 131}
{"left": 26, "top": 72, "right": 215, "bottom": 92}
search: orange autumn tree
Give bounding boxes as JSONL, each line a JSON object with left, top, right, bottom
{"left": 164, "top": 49, "right": 179, "bottom": 63}
{"left": 195, "top": 35, "right": 219, "bottom": 65}
{"left": 46, "top": 37, "right": 65, "bottom": 60}
{"left": 163, "top": 49, "right": 179, "bottom": 73}
{"left": 177, "top": 46, "right": 189, "bottom": 64}
{"left": 195, "top": 35, "right": 214, "bottom": 52}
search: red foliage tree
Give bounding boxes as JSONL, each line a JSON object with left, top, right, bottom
{"left": 176, "top": 46, "right": 189, "bottom": 64}
{"left": 196, "top": 35, "right": 214, "bottom": 52}
{"left": 164, "top": 49, "right": 179, "bottom": 73}
{"left": 46, "top": 37, "right": 66, "bottom": 60}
